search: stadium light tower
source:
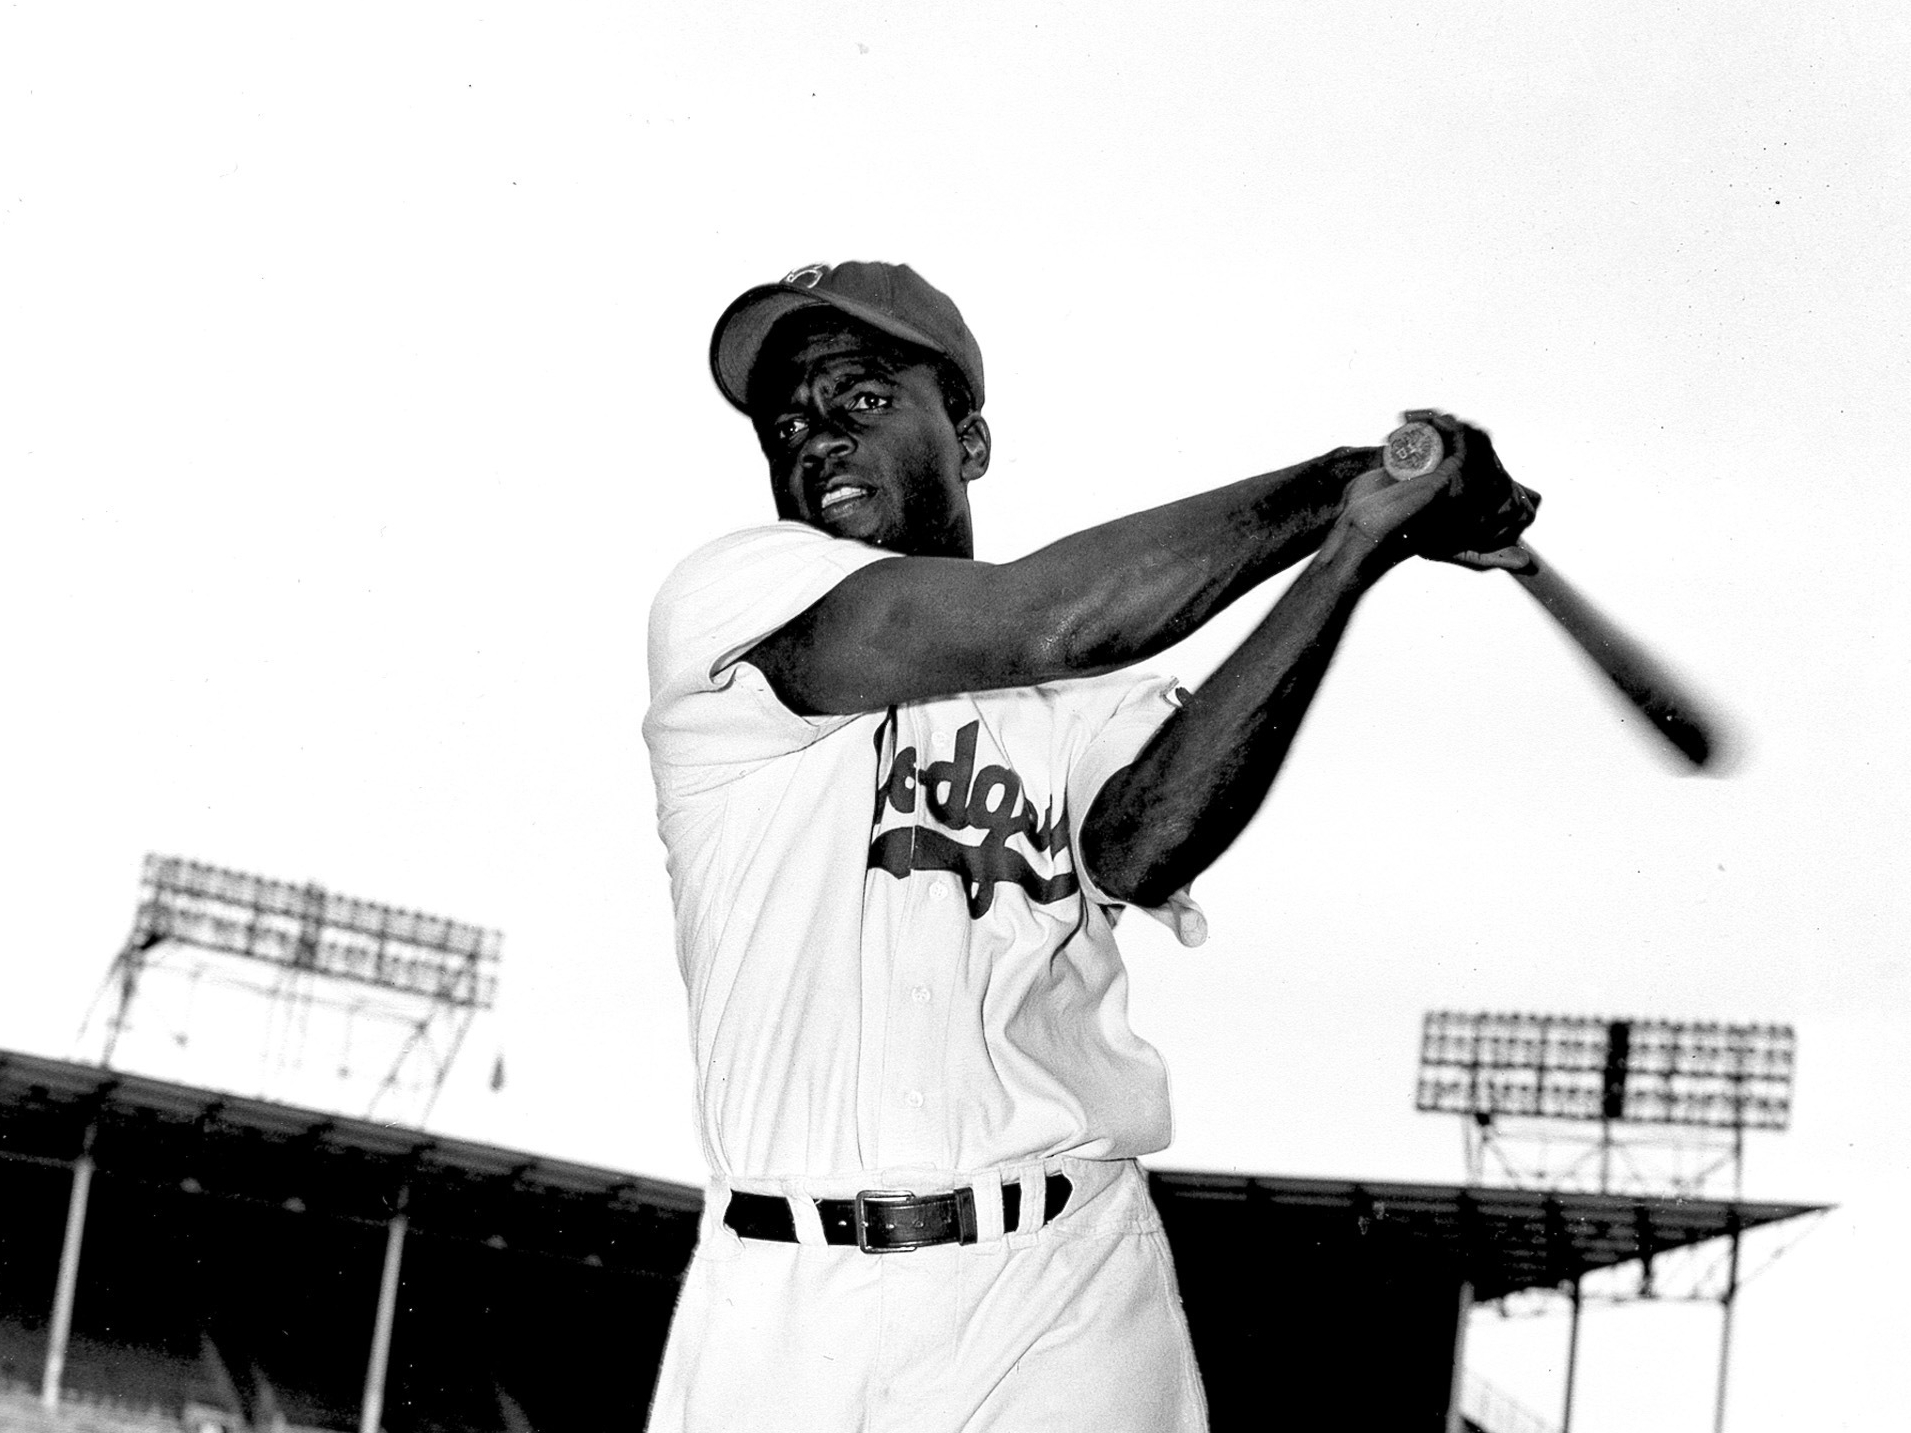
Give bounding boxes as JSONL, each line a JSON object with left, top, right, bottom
{"left": 1417, "top": 1010, "right": 1798, "bottom": 1433}
{"left": 1416, "top": 1010, "right": 1794, "bottom": 1198}
{"left": 88, "top": 854, "right": 502, "bottom": 1124}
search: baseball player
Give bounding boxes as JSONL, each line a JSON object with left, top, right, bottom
{"left": 641, "top": 261, "right": 1537, "bottom": 1432}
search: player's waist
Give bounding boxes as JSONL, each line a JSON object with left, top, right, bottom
{"left": 724, "top": 1171, "right": 1074, "bottom": 1252}
{"left": 707, "top": 1155, "right": 1143, "bottom": 1248}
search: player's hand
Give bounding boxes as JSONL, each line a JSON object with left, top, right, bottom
{"left": 1337, "top": 412, "right": 1540, "bottom": 573}
{"left": 1411, "top": 411, "right": 1541, "bottom": 568}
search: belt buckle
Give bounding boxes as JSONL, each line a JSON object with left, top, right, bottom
{"left": 852, "top": 1188, "right": 924, "bottom": 1254}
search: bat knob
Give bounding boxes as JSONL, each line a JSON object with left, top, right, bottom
{"left": 1384, "top": 420, "right": 1444, "bottom": 480}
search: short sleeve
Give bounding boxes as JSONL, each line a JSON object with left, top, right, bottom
{"left": 1062, "top": 674, "right": 1210, "bottom": 948}
{"left": 642, "top": 523, "right": 891, "bottom": 773}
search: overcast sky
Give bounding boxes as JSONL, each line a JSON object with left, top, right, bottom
{"left": 3, "top": 5, "right": 1905, "bottom": 1430}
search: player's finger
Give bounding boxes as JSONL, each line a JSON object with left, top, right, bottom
{"left": 1499, "top": 480, "right": 1542, "bottom": 533}
{"left": 1434, "top": 545, "right": 1536, "bottom": 573}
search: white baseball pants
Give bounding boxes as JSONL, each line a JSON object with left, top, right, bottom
{"left": 644, "top": 1157, "right": 1209, "bottom": 1433}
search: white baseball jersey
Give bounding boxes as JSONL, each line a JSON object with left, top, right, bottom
{"left": 641, "top": 521, "right": 1211, "bottom": 1433}
{"left": 642, "top": 521, "right": 1207, "bottom": 1185}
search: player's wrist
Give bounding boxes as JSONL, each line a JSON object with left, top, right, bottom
{"left": 1318, "top": 512, "right": 1402, "bottom": 586}
{"left": 1254, "top": 446, "right": 1382, "bottom": 527}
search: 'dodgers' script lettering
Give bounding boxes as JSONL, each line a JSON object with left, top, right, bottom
{"left": 869, "top": 721, "right": 1077, "bottom": 918}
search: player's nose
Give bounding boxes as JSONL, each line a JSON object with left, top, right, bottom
{"left": 799, "top": 421, "right": 854, "bottom": 470}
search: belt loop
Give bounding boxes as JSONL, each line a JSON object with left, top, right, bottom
{"left": 707, "top": 1176, "right": 740, "bottom": 1246}
{"left": 969, "top": 1167, "right": 1006, "bottom": 1244}
{"left": 782, "top": 1180, "right": 828, "bottom": 1246}
{"left": 1015, "top": 1166, "right": 1049, "bottom": 1238}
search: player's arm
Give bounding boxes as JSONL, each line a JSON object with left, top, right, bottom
{"left": 1079, "top": 419, "right": 1538, "bottom": 907}
{"left": 746, "top": 446, "right": 1380, "bottom": 715}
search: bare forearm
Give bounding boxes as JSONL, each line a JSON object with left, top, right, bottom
{"left": 1081, "top": 524, "right": 1383, "bottom": 906}
{"left": 1078, "top": 414, "right": 1544, "bottom": 906}
{"left": 997, "top": 446, "right": 1378, "bottom": 675}
{"left": 756, "top": 446, "right": 1379, "bottom": 713}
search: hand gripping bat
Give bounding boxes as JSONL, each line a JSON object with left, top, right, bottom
{"left": 1383, "top": 418, "right": 1728, "bottom": 771}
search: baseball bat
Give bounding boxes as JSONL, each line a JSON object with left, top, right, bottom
{"left": 1383, "top": 419, "right": 1726, "bottom": 771}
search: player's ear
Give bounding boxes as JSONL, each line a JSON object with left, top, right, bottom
{"left": 957, "top": 414, "right": 991, "bottom": 484}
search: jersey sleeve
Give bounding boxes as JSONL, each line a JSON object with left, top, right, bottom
{"left": 643, "top": 522, "right": 892, "bottom": 775}
{"left": 1062, "top": 673, "right": 1210, "bottom": 948}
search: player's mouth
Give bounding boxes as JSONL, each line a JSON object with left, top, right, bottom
{"left": 818, "top": 484, "right": 872, "bottom": 514}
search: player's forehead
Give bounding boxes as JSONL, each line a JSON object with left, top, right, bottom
{"left": 755, "top": 317, "right": 928, "bottom": 410}
{"left": 787, "top": 318, "right": 884, "bottom": 364}
{"left": 788, "top": 334, "right": 901, "bottom": 387}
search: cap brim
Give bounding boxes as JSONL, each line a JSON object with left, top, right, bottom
{"left": 709, "top": 283, "right": 950, "bottom": 413}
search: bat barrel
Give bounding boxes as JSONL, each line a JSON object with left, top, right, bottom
{"left": 1509, "top": 549, "right": 1719, "bottom": 769}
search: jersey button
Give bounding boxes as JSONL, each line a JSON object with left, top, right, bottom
{"left": 905, "top": 1089, "right": 924, "bottom": 1109}
{"left": 912, "top": 986, "right": 931, "bottom": 1005}
{"left": 930, "top": 883, "right": 949, "bottom": 902}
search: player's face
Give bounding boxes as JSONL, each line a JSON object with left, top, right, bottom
{"left": 755, "top": 327, "right": 989, "bottom": 559}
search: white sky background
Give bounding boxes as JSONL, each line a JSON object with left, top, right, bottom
{"left": 2, "top": 4, "right": 1905, "bottom": 1429}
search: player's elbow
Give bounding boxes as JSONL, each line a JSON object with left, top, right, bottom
{"left": 987, "top": 561, "right": 1132, "bottom": 682}
{"left": 1037, "top": 595, "right": 1139, "bottom": 681}
{"left": 1079, "top": 785, "right": 1193, "bottom": 909}
{"left": 1084, "top": 842, "right": 1187, "bottom": 911}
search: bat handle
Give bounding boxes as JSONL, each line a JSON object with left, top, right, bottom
{"left": 1382, "top": 418, "right": 1447, "bottom": 480}
{"left": 1383, "top": 418, "right": 1533, "bottom": 571}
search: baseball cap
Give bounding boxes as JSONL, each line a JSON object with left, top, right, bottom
{"left": 709, "top": 261, "right": 985, "bottom": 415}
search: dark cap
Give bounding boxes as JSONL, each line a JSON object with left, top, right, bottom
{"left": 709, "top": 261, "right": 985, "bottom": 415}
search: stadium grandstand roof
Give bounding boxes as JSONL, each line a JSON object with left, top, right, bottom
{"left": 1149, "top": 1167, "right": 1823, "bottom": 1302}
{"left": 0, "top": 1049, "right": 1820, "bottom": 1299}
{"left": 0, "top": 1049, "right": 700, "bottom": 1275}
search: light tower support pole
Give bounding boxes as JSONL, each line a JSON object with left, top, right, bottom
{"left": 359, "top": 1189, "right": 410, "bottom": 1433}
{"left": 1712, "top": 1212, "right": 1743, "bottom": 1433}
{"left": 1560, "top": 1277, "right": 1583, "bottom": 1433}
{"left": 1711, "top": 1098, "right": 1749, "bottom": 1433}
{"left": 101, "top": 943, "right": 147, "bottom": 1067}
{"left": 42, "top": 1127, "right": 98, "bottom": 1411}
{"left": 1444, "top": 1279, "right": 1474, "bottom": 1433}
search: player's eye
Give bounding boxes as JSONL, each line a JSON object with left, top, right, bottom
{"left": 845, "top": 390, "right": 890, "bottom": 412}
{"left": 773, "top": 416, "right": 809, "bottom": 444}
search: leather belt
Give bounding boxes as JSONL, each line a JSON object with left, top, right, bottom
{"left": 724, "top": 1173, "right": 1074, "bottom": 1253}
